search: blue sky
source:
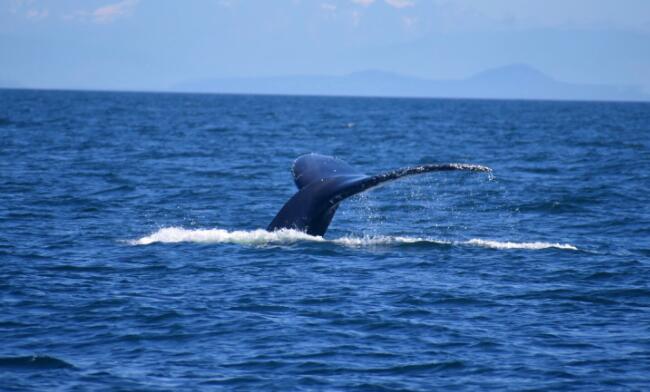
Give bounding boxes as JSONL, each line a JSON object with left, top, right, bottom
{"left": 1, "top": 0, "right": 649, "bottom": 92}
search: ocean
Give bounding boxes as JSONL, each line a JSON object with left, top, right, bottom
{"left": 1, "top": 89, "right": 649, "bottom": 391}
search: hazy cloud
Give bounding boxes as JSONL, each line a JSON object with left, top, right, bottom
{"left": 10, "top": 0, "right": 34, "bottom": 11}
{"left": 60, "top": 0, "right": 139, "bottom": 24}
{"left": 426, "top": 0, "right": 650, "bottom": 33}
{"left": 351, "top": 0, "right": 375, "bottom": 6}
{"left": 402, "top": 15, "right": 417, "bottom": 29}
{"left": 91, "top": 0, "right": 139, "bottom": 24}
{"left": 25, "top": 8, "right": 48, "bottom": 20}
{"left": 351, "top": 10, "right": 361, "bottom": 26}
{"left": 321, "top": 3, "right": 337, "bottom": 12}
{"left": 385, "top": 0, "right": 414, "bottom": 8}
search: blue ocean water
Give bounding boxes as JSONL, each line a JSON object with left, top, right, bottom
{"left": 1, "top": 89, "right": 649, "bottom": 391}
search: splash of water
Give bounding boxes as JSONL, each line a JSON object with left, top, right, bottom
{"left": 128, "top": 227, "right": 321, "bottom": 246}
{"left": 129, "top": 227, "right": 577, "bottom": 251}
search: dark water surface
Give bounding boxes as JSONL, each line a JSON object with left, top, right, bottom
{"left": 1, "top": 89, "right": 649, "bottom": 391}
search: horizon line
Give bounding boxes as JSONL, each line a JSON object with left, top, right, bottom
{"left": 2, "top": 86, "right": 649, "bottom": 104}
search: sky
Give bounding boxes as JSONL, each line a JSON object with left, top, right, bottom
{"left": 1, "top": 0, "right": 649, "bottom": 92}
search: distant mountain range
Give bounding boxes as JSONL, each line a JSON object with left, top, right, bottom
{"left": 172, "top": 64, "right": 648, "bottom": 102}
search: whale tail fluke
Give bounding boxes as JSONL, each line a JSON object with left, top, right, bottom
{"left": 267, "top": 153, "right": 492, "bottom": 236}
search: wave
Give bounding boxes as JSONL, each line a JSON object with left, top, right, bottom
{"left": 0, "top": 355, "right": 75, "bottom": 369}
{"left": 128, "top": 227, "right": 577, "bottom": 251}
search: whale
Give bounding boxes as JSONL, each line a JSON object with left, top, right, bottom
{"left": 268, "top": 153, "right": 492, "bottom": 236}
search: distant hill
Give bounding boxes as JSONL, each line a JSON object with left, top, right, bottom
{"left": 172, "top": 64, "right": 649, "bottom": 102}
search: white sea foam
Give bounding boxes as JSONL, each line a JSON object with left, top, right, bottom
{"left": 129, "top": 227, "right": 577, "bottom": 251}
{"left": 332, "top": 235, "right": 451, "bottom": 247}
{"left": 128, "top": 227, "right": 324, "bottom": 246}
{"left": 466, "top": 238, "right": 578, "bottom": 250}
